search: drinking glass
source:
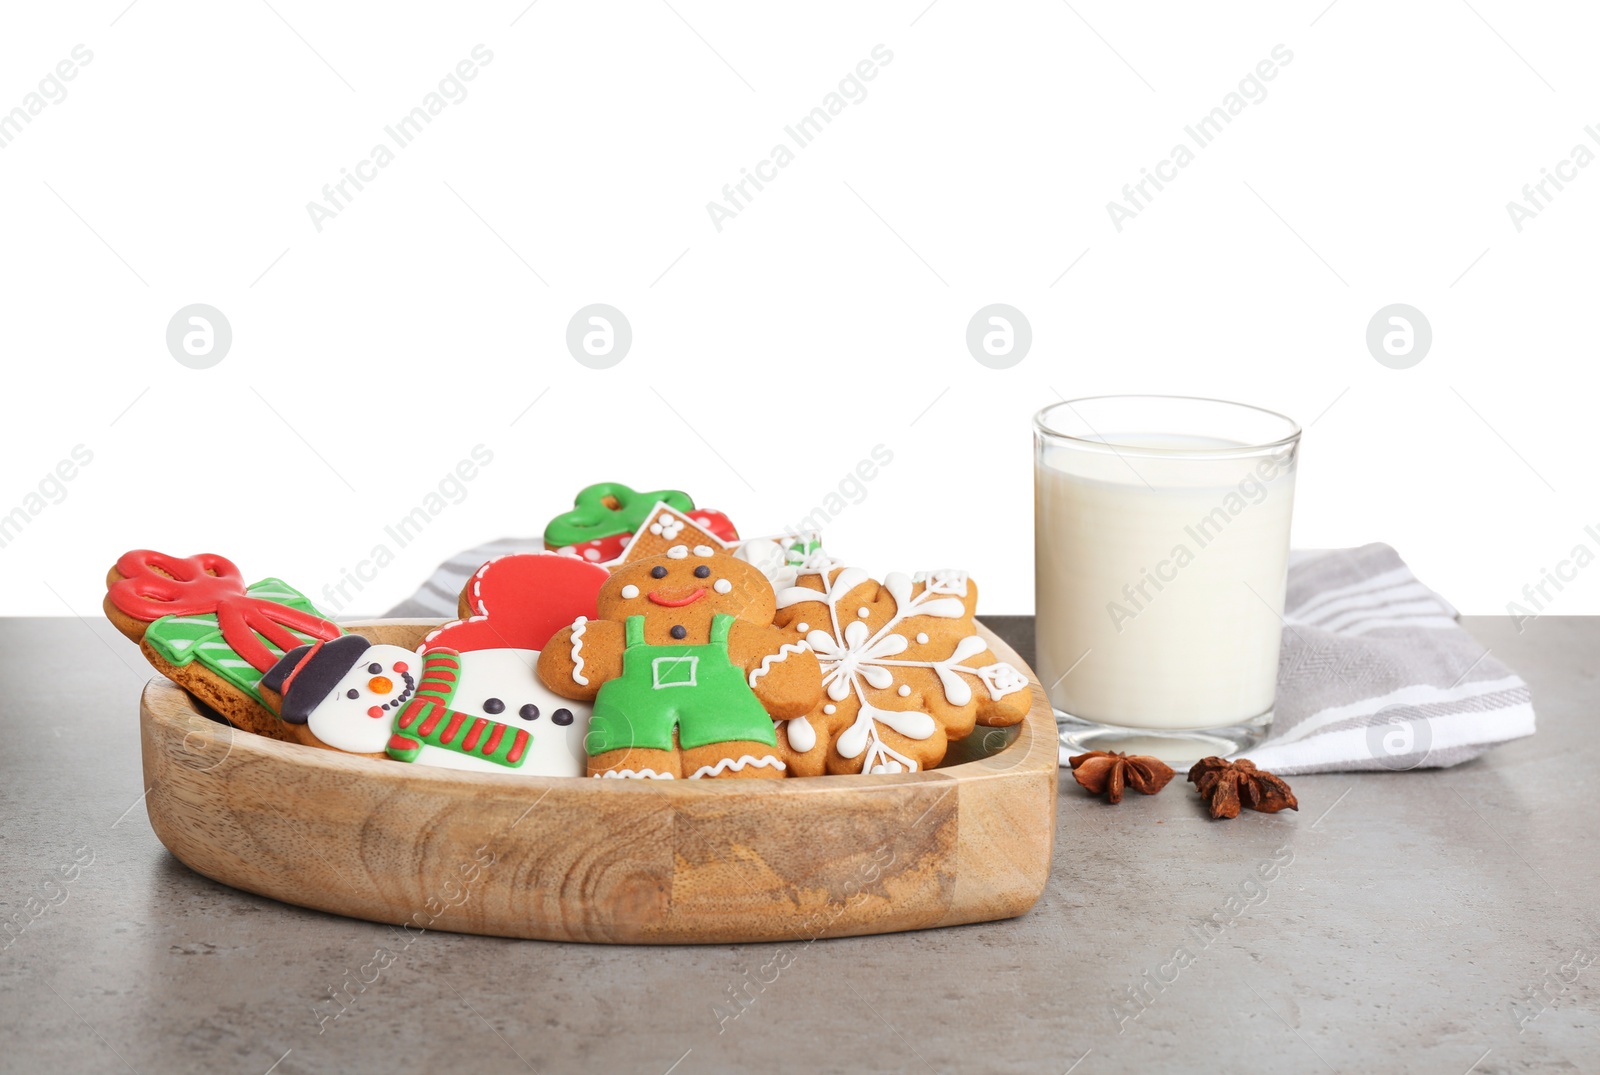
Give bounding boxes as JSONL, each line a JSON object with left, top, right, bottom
{"left": 1034, "top": 395, "right": 1301, "bottom": 762}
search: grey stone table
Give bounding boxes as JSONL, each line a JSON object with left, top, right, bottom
{"left": 2, "top": 616, "right": 1595, "bottom": 1075}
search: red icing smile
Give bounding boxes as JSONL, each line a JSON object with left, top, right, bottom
{"left": 647, "top": 587, "right": 707, "bottom": 607}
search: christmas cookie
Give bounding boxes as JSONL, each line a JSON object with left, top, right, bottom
{"left": 536, "top": 545, "right": 823, "bottom": 779}
{"left": 543, "top": 481, "right": 737, "bottom": 564}
{"left": 733, "top": 532, "right": 833, "bottom": 592}
{"left": 259, "top": 636, "right": 414, "bottom": 757}
{"left": 103, "top": 550, "right": 343, "bottom": 742}
{"left": 609, "top": 501, "right": 738, "bottom": 566}
{"left": 771, "top": 567, "right": 1030, "bottom": 775}
{"left": 389, "top": 552, "right": 610, "bottom": 775}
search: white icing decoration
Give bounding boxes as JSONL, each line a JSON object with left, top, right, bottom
{"left": 693, "top": 544, "right": 713, "bottom": 557}
{"left": 666, "top": 545, "right": 689, "bottom": 559}
{"left": 713, "top": 578, "right": 732, "bottom": 594}
{"left": 897, "top": 684, "right": 911, "bottom": 697}
{"left": 823, "top": 704, "right": 836, "bottom": 714}
{"left": 583, "top": 548, "right": 601, "bottom": 561}
{"left": 569, "top": 616, "right": 590, "bottom": 686}
{"left": 689, "top": 754, "right": 787, "bottom": 778}
{"left": 650, "top": 514, "right": 685, "bottom": 540}
{"left": 912, "top": 569, "right": 970, "bottom": 598}
{"left": 786, "top": 715, "right": 817, "bottom": 753}
{"left": 797, "top": 622, "right": 810, "bottom": 633}
{"left": 597, "top": 768, "right": 675, "bottom": 779}
{"left": 778, "top": 564, "right": 1001, "bottom": 774}
{"left": 857, "top": 607, "right": 870, "bottom": 618}
{"left": 735, "top": 534, "right": 837, "bottom": 591}
{"left": 748, "top": 641, "right": 810, "bottom": 688}
{"left": 620, "top": 584, "right": 640, "bottom": 600}
{"left": 974, "top": 662, "right": 1029, "bottom": 700}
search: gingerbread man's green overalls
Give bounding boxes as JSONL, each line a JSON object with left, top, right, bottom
{"left": 586, "top": 613, "right": 778, "bottom": 755}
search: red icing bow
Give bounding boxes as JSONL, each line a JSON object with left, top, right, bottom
{"left": 107, "top": 550, "right": 340, "bottom": 673}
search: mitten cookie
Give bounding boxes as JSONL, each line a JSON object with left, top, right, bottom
{"left": 772, "top": 567, "right": 1030, "bottom": 775}
{"left": 536, "top": 545, "right": 821, "bottom": 779}
{"left": 103, "top": 549, "right": 343, "bottom": 743}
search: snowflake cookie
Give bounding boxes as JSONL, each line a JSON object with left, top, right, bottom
{"left": 770, "top": 566, "right": 1030, "bottom": 776}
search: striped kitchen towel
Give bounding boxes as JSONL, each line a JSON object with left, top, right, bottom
{"left": 1227, "top": 543, "right": 1534, "bottom": 775}
{"left": 385, "top": 537, "right": 544, "bottom": 618}
{"left": 392, "top": 540, "right": 1534, "bottom": 775}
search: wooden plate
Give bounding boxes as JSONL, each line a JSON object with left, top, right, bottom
{"left": 139, "top": 620, "right": 1059, "bottom": 944}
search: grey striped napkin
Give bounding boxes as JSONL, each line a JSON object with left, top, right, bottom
{"left": 386, "top": 537, "right": 547, "bottom": 619}
{"left": 1239, "top": 542, "right": 1535, "bottom": 774}
{"left": 388, "top": 540, "right": 1535, "bottom": 775}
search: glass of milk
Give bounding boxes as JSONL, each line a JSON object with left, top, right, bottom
{"left": 1034, "top": 396, "right": 1300, "bottom": 762}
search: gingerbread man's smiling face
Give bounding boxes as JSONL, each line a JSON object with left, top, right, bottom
{"left": 599, "top": 545, "right": 774, "bottom": 641}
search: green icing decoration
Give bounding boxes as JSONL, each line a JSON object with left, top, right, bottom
{"left": 587, "top": 613, "right": 778, "bottom": 754}
{"left": 142, "top": 578, "right": 340, "bottom": 704}
{"left": 543, "top": 482, "right": 695, "bottom": 547}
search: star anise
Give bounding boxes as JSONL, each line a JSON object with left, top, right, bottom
{"left": 1068, "top": 751, "right": 1175, "bottom": 803}
{"left": 1187, "top": 757, "right": 1298, "bottom": 819}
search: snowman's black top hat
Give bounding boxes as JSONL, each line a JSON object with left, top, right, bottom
{"left": 262, "top": 634, "right": 372, "bottom": 724}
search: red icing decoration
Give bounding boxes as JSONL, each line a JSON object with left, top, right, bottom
{"left": 647, "top": 588, "right": 706, "bottom": 608}
{"left": 567, "top": 533, "right": 631, "bottom": 564}
{"left": 483, "top": 723, "right": 506, "bottom": 755}
{"left": 416, "top": 702, "right": 446, "bottom": 738}
{"left": 107, "top": 550, "right": 340, "bottom": 673}
{"left": 506, "top": 730, "right": 529, "bottom": 765}
{"left": 423, "top": 552, "right": 608, "bottom": 653}
{"left": 367, "top": 706, "right": 384, "bottom": 719}
{"left": 275, "top": 638, "right": 323, "bottom": 700}
{"left": 393, "top": 662, "right": 409, "bottom": 674}
{"left": 440, "top": 710, "right": 467, "bottom": 745}
{"left": 463, "top": 718, "right": 489, "bottom": 751}
{"left": 388, "top": 733, "right": 421, "bottom": 752}
{"left": 687, "top": 509, "right": 739, "bottom": 543}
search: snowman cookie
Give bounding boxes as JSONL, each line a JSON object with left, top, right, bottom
{"left": 536, "top": 545, "right": 823, "bottom": 779}
{"left": 389, "top": 552, "right": 609, "bottom": 776}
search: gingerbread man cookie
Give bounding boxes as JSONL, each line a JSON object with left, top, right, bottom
{"left": 536, "top": 545, "right": 822, "bottom": 779}
{"left": 771, "top": 567, "right": 1030, "bottom": 775}
{"left": 103, "top": 549, "right": 343, "bottom": 743}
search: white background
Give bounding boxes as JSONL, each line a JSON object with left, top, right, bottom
{"left": 2, "top": 0, "right": 1595, "bottom": 620}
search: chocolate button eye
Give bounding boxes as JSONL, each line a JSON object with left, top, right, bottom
{"left": 368, "top": 663, "right": 382, "bottom": 674}
{"left": 552, "top": 708, "right": 574, "bottom": 726}
{"left": 346, "top": 688, "right": 359, "bottom": 699}
{"left": 482, "top": 698, "right": 505, "bottom": 715}
{"left": 671, "top": 625, "right": 686, "bottom": 639}
{"left": 519, "top": 704, "right": 540, "bottom": 721}
{"left": 694, "top": 565, "right": 710, "bottom": 578}
{"left": 651, "top": 566, "right": 668, "bottom": 579}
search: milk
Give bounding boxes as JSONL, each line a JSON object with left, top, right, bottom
{"left": 1034, "top": 434, "right": 1296, "bottom": 730}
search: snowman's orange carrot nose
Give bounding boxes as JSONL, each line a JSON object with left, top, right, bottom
{"left": 369, "top": 675, "right": 393, "bottom": 694}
